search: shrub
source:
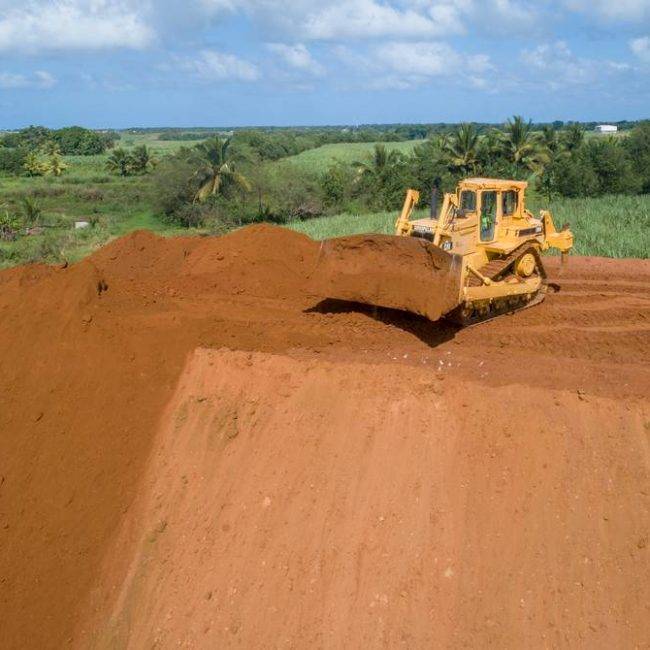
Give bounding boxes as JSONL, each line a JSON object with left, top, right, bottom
{"left": 624, "top": 122, "right": 650, "bottom": 192}
{"left": 0, "top": 210, "right": 21, "bottom": 241}
{"left": 169, "top": 204, "right": 206, "bottom": 228}
{"left": 152, "top": 155, "right": 199, "bottom": 220}
{"left": 72, "top": 187, "right": 104, "bottom": 202}
{"left": 20, "top": 197, "right": 42, "bottom": 226}
{"left": 320, "top": 163, "right": 356, "bottom": 209}
{"left": 53, "top": 126, "right": 107, "bottom": 155}
{"left": 585, "top": 139, "right": 641, "bottom": 195}
{"left": 0, "top": 147, "right": 27, "bottom": 174}
{"left": 250, "top": 162, "right": 323, "bottom": 222}
{"left": 2, "top": 125, "right": 110, "bottom": 156}
{"left": 541, "top": 151, "right": 598, "bottom": 198}
{"left": 2, "top": 126, "right": 50, "bottom": 149}
{"left": 23, "top": 152, "right": 48, "bottom": 177}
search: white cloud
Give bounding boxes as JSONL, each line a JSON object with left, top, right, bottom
{"left": 375, "top": 41, "right": 461, "bottom": 75}
{"left": 0, "top": 69, "right": 57, "bottom": 89}
{"left": 173, "top": 49, "right": 260, "bottom": 82}
{"left": 363, "top": 40, "right": 494, "bottom": 89}
{"left": 301, "top": 0, "right": 466, "bottom": 39}
{"left": 522, "top": 41, "right": 630, "bottom": 88}
{"left": 33, "top": 70, "right": 57, "bottom": 88}
{"left": 267, "top": 43, "right": 325, "bottom": 75}
{"left": 0, "top": 1, "right": 542, "bottom": 56}
{"left": 563, "top": 0, "right": 650, "bottom": 23}
{"left": 265, "top": 0, "right": 538, "bottom": 41}
{"left": 199, "top": 0, "right": 242, "bottom": 11}
{"left": 0, "top": 0, "right": 155, "bottom": 52}
{"left": 631, "top": 36, "right": 650, "bottom": 62}
{"left": 0, "top": 72, "right": 31, "bottom": 89}
{"left": 0, "top": 0, "right": 644, "bottom": 99}
{"left": 478, "top": 0, "right": 538, "bottom": 30}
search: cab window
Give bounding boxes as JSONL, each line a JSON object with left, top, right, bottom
{"left": 480, "top": 191, "right": 497, "bottom": 241}
{"left": 502, "top": 190, "right": 518, "bottom": 216}
{"left": 459, "top": 190, "right": 476, "bottom": 213}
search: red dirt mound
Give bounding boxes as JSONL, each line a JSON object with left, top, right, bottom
{"left": 78, "top": 349, "right": 649, "bottom": 649}
{"left": 308, "top": 234, "right": 461, "bottom": 321}
{"left": 0, "top": 225, "right": 648, "bottom": 649}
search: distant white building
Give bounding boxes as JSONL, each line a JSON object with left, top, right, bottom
{"left": 594, "top": 124, "right": 618, "bottom": 133}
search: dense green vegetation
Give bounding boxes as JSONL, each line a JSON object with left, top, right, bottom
{"left": 0, "top": 117, "right": 649, "bottom": 268}
{"left": 146, "top": 117, "right": 650, "bottom": 228}
{"left": 0, "top": 126, "right": 117, "bottom": 164}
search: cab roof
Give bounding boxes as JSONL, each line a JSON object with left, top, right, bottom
{"left": 459, "top": 178, "right": 528, "bottom": 191}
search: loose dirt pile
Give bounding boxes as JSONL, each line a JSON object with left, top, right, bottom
{"left": 0, "top": 225, "right": 648, "bottom": 649}
{"left": 308, "top": 234, "right": 461, "bottom": 321}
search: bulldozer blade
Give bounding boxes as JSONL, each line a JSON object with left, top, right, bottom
{"left": 308, "top": 234, "right": 462, "bottom": 322}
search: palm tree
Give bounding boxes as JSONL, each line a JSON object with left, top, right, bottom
{"left": 442, "top": 123, "right": 480, "bottom": 174}
{"left": 106, "top": 148, "right": 132, "bottom": 176}
{"left": 23, "top": 151, "right": 48, "bottom": 177}
{"left": 41, "top": 140, "right": 61, "bottom": 156}
{"left": 191, "top": 137, "right": 251, "bottom": 203}
{"left": 353, "top": 143, "right": 403, "bottom": 183}
{"left": 46, "top": 151, "right": 68, "bottom": 177}
{"left": 540, "top": 125, "right": 560, "bottom": 155}
{"left": 501, "top": 115, "right": 549, "bottom": 173}
{"left": 562, "top": 123, "right": 585, "bottom": 153}
{"left": 130, "top": 145, "right": 154, "bottom": 174}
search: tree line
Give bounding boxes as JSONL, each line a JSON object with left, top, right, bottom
{"left": 152, "top": 117, "right": 650, "bottom": 229}
{"left": 0, "top": 126, "right": 118, "bottom": 175}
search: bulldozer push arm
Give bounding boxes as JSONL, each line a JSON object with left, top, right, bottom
{"left": 395, "top": 189, "right": 420, "bottom": 236}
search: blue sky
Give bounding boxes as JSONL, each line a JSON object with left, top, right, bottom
{"left": 1, "top": 0, "right": 649, "bottom": 128}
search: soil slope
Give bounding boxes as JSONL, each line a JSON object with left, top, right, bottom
{"left": 82, "top": 349, "right": 649, "bottom": 649}
{"left": 0, "top": 226, "right": 648, "bottom": 649}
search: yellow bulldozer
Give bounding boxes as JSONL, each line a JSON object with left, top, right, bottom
{"left": 311, "top": 178, "right": 574, "bottom": 326}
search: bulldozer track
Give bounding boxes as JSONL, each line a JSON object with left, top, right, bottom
{"left": 449, "top": 281, "right": 548, "bottom": 328}
{"left": 467, "top": 241, "right": 547, "bottom": 287}
{"left": 451, "top": 243, "right": 548, "bottom": 327}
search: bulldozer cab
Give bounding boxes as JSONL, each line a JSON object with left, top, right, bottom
{"left": 455, "top": 179, "right": 526, "bottom": 242}
{"left": 396, "top": 177, "right": 571, "bottom": 263}
{"left": 400, "top": 179, "right": 527, "bottom": 228}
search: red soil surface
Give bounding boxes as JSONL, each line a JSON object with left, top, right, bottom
{"left": 0, "top": 225, "right": 648, "bottom": 649}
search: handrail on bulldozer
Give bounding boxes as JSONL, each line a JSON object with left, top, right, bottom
{"left": 432, "top": 193, "right": 455, "bottom": 247}
{"left": 395, "top": 189, "right": 420, "bottom": 235}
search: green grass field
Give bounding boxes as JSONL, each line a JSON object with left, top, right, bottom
{"left": 286, "top": 140, "right": 424, "bottom": 173}
{"left": 116, "top": 132, "right": 195, "bottom": 156}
